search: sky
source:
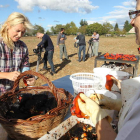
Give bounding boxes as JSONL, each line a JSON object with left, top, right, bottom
{"left": 0, "top": 0, "right": 137, "bottom": 31}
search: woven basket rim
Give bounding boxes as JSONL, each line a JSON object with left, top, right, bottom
{"left": 0, "top": 70, "right": 73, "bottom": 124}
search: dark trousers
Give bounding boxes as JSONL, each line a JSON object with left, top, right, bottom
{"left": 43, "top": 50, "right": 55, "bottom": 72}
{"left": 78, "top": 45, "right": 86, "bottom": 61}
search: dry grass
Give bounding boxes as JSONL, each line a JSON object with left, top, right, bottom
{"left": 20, "top": 35, "right": 140, "bottom": 86}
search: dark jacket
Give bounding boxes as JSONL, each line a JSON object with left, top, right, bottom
{"left": 76, "top": 34, "right": 86, "bottom": 46}
{"left": 37, "top": 34, "right": 54, "bottom": 51}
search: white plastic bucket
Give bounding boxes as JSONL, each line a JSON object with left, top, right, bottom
{"left": 93, "top": 67, "right": 112, "bottom": 75}
{"left": 93, "top": 67, "right": 113, "bottom": 90}
{"left": 110, "top": 70, "right": 130, "bottom": 80}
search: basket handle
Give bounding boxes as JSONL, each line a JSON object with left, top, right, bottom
{"left": 11, "top": 70, "right": 57, "bottom": 99}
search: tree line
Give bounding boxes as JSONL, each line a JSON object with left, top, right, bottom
{"left": 25, "top": 19, "right": 133, "bottom": 36}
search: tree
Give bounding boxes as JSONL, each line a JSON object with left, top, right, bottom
{"left": 86, "top": 23, "right": 104, "bottom": 35}
{"left": 50, "top": 26, "right": 56, "bottom": 34}
{"left": 120, "top": 29, "right": 126, "bottom": 35}
{"left": 115, "top": 28, "right": 120, "bottom": 35}
{"left": 80, "top": 19, "right": 88, "bottom": 26}
{"left": 78, "top": 25, "right": 87, "bottom": 35}
{"left": 65, "top": 21, "right": 78, "bottom": 35}
{"left": 114, "top": 23, "right": 119, "bottom": 31}
{"left": 123, "top": 20, "right": 133, "bottom": 32}
{"left": 24, "top": 31, "right": 33, "bottom": 36}
{"left": 102, "top": 22, "right": 113, "bottom": 34}
{"left": 46, "top": 30, "right": 52, "bottom": 35}
{"left": 50, "top": 24, "right": 65, "bottom": 34}
{"left": 32, "top": 24, "right": 45, "bottom": 35}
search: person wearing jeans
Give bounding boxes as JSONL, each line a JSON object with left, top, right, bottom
{"left": 57, "top": 28, "right": 69, "bottom": 61}
{"left": 43, "top": 50, "right": 55, "bottom": 73}
{"left": 75, "top": 32, "right": 86, "bottom": 62}
{"left": 36, "top": 32, "right": 56, "bottom": 75}
{"left": 78, "top": 45, "right": 86, "bottom": 62}
{"left": 59, "top": 44, "right": 68, "bottom": 61}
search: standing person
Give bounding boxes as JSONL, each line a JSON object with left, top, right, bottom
{"left": 36, "top": 32, "right": 56, "bottom": 75}
{"left": 75, "top": 32, "right": 86, "bottom": 62}
{"left": 91, "top": 31, "right": 99, "bottom": 57}
{"left": 78, "top": 1, "right": 140, "bottom": 139}
{"left": 57, "top": 28, "right": 69, "bottom": 61}
{"left": 0, "top": 12, "right": 35, "bottom": 96}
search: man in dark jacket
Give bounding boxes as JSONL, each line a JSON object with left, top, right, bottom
{"left": 36, "top": 32, "right": 56, "bottom": 75}
{"left": 75, "top": 32, "right": 86, "bottom": 62}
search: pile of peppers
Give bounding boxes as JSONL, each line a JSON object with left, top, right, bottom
{"left": 104, "top": 53, "right": 137, "bottom": 61}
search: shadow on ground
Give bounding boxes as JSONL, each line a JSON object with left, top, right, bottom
{"left": 68, "top": 53, "right": 77, "bottom": 58}
{"left": 41, "top": 59, "right": 71, "bottom": 75}
{"left": 30, "top": 60, "right": 43, "bottom": 67}
{"left": 55, "top": 59, "right": 71, "bottom": 73}
{"left": 85, "top": 51, "right": 102, "bottom": 60}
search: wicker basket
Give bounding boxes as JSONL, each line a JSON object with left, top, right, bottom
{"left": 0, "top": 70, "right": 73, "bottom": 140}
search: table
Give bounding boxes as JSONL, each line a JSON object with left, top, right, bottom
{"left": 43, "top": 75, "right": 74, "bottom": 95}
{"left": 43, "top": 75, "right": 74, "bottom": 120}
{"left": 0, "top": 75, "right": 74, "bottom": 140}
{"left": 94, "top": 54, "right": 140, "bottom": 77}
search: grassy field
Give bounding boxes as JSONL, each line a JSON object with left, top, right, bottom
{"left": 20, "top": 34, "right": 140, "bottom": 86}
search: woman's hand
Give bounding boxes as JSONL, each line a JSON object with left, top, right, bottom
{"left": 7, "top": 71, "right": 20, "bottom": 81}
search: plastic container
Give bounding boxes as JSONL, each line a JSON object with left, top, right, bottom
{"left": 70, "top": 73, "right": 101, "bottom": 97}
{"left": 110, "top": 70, "right": 130, "bottom": 80}
{"left": 93, "top": 67, "right": 113, "bottom": 90}
{"left": 93, "top": 68, "right": 130, "bottom": 91}
{"left": 93, "top": 67, "right": 112, "bottom": 75}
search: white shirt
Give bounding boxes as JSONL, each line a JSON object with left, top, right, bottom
{"left": 74, "top": 37, "right": 79, "bottom": 43}
{"left": 115, "top": 77, "right": 140, "bottom": 140}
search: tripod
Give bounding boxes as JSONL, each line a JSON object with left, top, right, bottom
{"left": 86, "top": 41, "right": 94, "bottom": 58}
{"left": 35, "top": 47, "right": 43, "bottom": 73}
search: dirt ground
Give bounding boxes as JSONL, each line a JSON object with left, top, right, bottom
{"left": 20, "top": 34, "right": 140, "bottom": 86}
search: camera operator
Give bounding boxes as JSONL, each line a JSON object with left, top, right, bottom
{"left": 90, "top": 31, "right": 99, "bottom": 58}
{"left": 36, "top": 32, "right": 56, "bottom": 75}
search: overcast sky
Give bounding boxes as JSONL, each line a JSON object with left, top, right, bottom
{"left": 0, "top": 0, "right": 136, "bottom": 31}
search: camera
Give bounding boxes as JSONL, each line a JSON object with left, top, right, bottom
{"left": 33, "top": 47, "right": 44, "bottom": 55}
{"left": 88, "top": 38, "right": 93, "bottom": 45}
{"left": 33, "top": 48, "right": 39, "bottom": 54}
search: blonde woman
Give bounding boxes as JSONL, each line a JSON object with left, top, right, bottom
{"left": 0, "top": 12, "right": 35, "bottom": 95}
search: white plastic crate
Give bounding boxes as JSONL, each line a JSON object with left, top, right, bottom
{"left": 70, "top": 73, "right": 101, "bottom": 97}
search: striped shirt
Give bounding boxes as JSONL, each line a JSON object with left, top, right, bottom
{"left": 92, "top": 34, "right": 99, "bottom": 42}
{"left": 0, "top": 38, "right": 30, "bottom": 95}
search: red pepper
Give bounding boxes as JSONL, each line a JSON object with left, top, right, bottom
{"left": 23, "top": 75, "right": 33, "bottom": 86}
{"left": 23, "top": 77, "right": 28, "bottom": 86}
{"left": 70, "top": 92, "right": 89, "bottom": 119}
{"left": 18, "top": 95, "right": 22, "bottom": 102}
{"left": 105, "top": 74, "right": 114, "bottom": 91}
